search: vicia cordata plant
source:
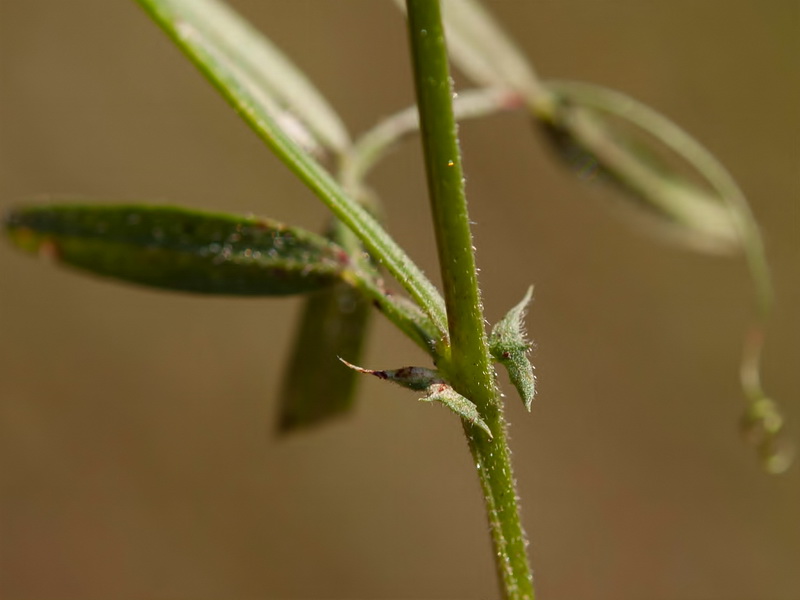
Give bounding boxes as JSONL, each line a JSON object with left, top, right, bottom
{"left": 3, "top": 0, "right": 793, "bottom": 597}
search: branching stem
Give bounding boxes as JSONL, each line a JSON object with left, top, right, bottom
{"left": 405, "top": 1, "right": 535, "bottom": 597}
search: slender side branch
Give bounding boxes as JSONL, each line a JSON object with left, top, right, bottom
{"left": 340, "top": 87, "right": 525, "bottom": 191}
{"left": 405, "top": 1, "right": 535, "bottom": 597}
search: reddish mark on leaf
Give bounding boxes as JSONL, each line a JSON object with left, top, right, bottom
{"left": 38, "top": 239, "right": 60, "bottom": 262}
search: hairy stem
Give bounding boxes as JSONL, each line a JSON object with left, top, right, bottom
{"left": 405, "top": 0, "right": 534, "bottom": 597}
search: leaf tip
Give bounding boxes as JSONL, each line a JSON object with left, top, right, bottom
{"left": 338, "top": 356, "right": 374, "bottom": 376}
{"left": 3, "top": 209, "right": 58, "bottom": 261}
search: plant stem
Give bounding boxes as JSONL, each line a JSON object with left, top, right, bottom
{"left": 405, "top": 1, "right": 534, "bottom": 597}
{"left": 467, "top": 404, "right": 534, "bottom": 599}
{"left": 405, "top": 1, "right": 481, "bottom": 369}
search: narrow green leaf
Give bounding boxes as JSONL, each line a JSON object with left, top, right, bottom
{"left": 136, "top": 0, "right": 449, "bottom": 339}
{"left": 4, "top": 204, "right": 348, "bottom": 295}
{"left": 340, "top": 359, "right": 491, "bottom": 437}
{"left": 489, "top": 286, "right": 536, "bottom": 411}
{"left": 277, "top": 282, "right": 372, "bottom": 432}
{"left": 142, "top": 0, "right": 349, "bottom": 155}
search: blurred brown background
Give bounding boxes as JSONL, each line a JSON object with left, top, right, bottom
{"left": 1, "top": 1, "right": 798, "bottom": 598}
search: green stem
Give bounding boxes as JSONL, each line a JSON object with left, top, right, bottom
{"left": 405, "top": 0, "right": 483, "bottom": 369}
{"left": 331, "top": 186, "right": 440, "bottom": 356}
{"left": 467, "top": 404, "right": 534, "bottom": 599}
{"left": 405, "top": 1, "right": 534, "bottom": 597}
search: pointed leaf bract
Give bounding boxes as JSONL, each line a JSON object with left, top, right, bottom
{"left": 490, "top": 286, "right": 536, "bottom": 411}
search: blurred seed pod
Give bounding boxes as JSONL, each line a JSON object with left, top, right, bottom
{"left": 536, "top": 81, "right": 760, "bottom": 256}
